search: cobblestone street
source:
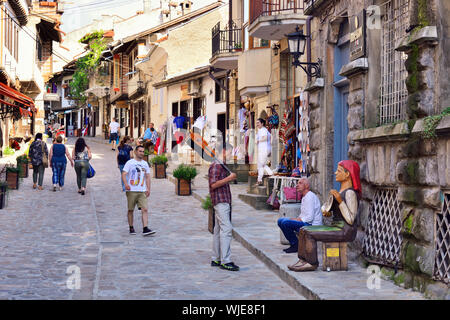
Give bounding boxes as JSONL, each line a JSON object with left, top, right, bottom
{"left": 0, "top": 138, "right": 304, "bottom": 300}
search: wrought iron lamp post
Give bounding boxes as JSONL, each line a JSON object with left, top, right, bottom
{"left": 286, "top": 26, "right": 321, "bottom": 78}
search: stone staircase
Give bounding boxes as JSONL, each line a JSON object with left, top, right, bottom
{"left": 238, "top": 175, "right": 274, "bottom": 210}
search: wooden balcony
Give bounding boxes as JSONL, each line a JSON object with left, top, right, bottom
{"left": 249, "top": 0, "right": 307, "bottom": 41}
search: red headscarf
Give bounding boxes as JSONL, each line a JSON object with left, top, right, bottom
{"left": 338, "top": 160, "right": 361, "bottom": 198}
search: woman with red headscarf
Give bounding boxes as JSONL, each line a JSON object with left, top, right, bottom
{"left": 288, "top": 160, "right": 361, "bottom": 272}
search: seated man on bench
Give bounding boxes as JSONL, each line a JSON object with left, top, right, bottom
{"left": 277, "top": 177, "right": 322, "bottom": 253}
{"left": 288, "top": 160, "right": 361, "bottom": 272}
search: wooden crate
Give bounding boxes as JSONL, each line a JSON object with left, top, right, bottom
{"left": 19, "top": 162, "right": 28, "bottom": 178}
{"left": 6, "top": 171, "right": 19, "bottom": 190}
{"left": 153, "top": 164, "right": 166, "bottom": 179}
{"left": 176, "top": 179, "right": 191, "bottom": 196}
{"left": 322, "top": 242, "right": 348, "bottom": 271}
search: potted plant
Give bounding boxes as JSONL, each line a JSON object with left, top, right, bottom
{"left": 201, "top": 194, "right": 215, "bottom": 234}
{"left": 0, "top": 181, "right": 8, "bottom": 209}
{"left": 16, "top": 155, "right": 29, "bottom": 178}
{"left": 143, "top": 149, "right": 150, "bottom": 163}
{"left": 234, "top": 42, "right": 242, "bottom": 51}
{"left": 150, "top": 155, "right": 168, "bottom": 179}
{"left": 173, "top": 164, "right": 197, "bottom": 196}
{"left": 6, "top": 166, "right": 20, "bottom": 190}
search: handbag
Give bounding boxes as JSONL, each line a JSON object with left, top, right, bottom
{"left": 87, "top": 163, "right": 95, "bottom": 179}
{"left": 41, "top": 141, "right": 48, "bottom": 168}
{"left": 283, "top": 186, "right": 302, "bottom": 202}
{"left": 267, "top": 178, "right": 280, "bottom": 209}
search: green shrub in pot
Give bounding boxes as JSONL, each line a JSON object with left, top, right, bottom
{"left": 173, "top": 164, "right": 197, "bottom": 181}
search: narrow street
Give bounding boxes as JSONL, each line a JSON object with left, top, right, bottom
{"left": 0, "top": 138, "right": 304, "bottom": 300}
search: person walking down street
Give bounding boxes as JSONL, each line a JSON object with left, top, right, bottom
{"left": 122, "top": 145, "right": 155, "bottom": 236}
{"left": 256, "top": 118, "right": 273, "bottom": 186}
{"left": 117, "top": 136, "right": 133, "bottom": 192}
{"left": 109, "top": 118, "right": 120, "bottom": 151}
{"left": 208, "top": 145, "right": 239, "bottom": 272}
{"left": 49, "top": 135, "right": 74, "bottom": 191}
{"left": 72, "top": 138, "right": 92, "bottom": 195}
{"left": 29, "top": 133, "right": 48, "bottom": 190}
{"left": 277, "top": 177, "right": 322, "bottom": 253}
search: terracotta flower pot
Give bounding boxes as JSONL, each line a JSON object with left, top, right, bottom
{"left": 175, "top": 178, "right": 191, "bottom": 196}
{"left": 153, "top": 164, "right": 166, "bottom": 179}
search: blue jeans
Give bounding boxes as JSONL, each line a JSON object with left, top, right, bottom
{"left": 277, "top": 217, "right": 311, "bottom": 246}
{"left": 118, "top": 164, "right": 125, "bottom": 191}
{"left": 51, "top": 161, "right": 67, "bottom": 187}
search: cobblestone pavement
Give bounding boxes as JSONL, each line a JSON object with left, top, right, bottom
{"left": 0, "top": 138, "right": 304, "bottom": 300}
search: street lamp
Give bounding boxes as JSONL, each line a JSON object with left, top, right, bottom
{"left": 137, "top": 80, "right": 144, "bottom": 94}
{"left": 286, "top": 26, "right": 321, "bottom": 78}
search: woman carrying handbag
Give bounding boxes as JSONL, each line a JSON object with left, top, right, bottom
{"left": 29, "top": 133, "right": 48, "bottom": 190}
{"left": 72, "top": 138, "right": 92, "bottom": 195}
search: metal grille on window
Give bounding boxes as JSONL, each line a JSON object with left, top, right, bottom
{"left": 363, "top": 188, "right": 403, "bottom": 266}
{"left": 379, "top": 0, "right": 410, "bottom": 125}
{"left": 434, "top": 192, "right": 450, "bottom": 283}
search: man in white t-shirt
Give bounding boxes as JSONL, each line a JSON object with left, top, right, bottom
{"left": 277, "top": 177, "right": 322, "bottom": 253}
{"left": 122, "top": 145, "right": 156, "bottom": 236}
{"left": 109, "top": 118, "right": 120, "bottom": 151}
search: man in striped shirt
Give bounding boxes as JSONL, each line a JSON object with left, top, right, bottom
{"left": 208, "top": 146, "right": 239, "bottom": 271}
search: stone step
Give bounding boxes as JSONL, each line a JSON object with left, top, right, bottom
{"left": 238, "top": 193, "right": 271, "bottom": 210}
{"left": 248, "top": 184, "right": 269, "bottom": 196}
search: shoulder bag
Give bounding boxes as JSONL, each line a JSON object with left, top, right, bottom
{"left": 41, "top": 141, "right": 48, "bottom": 168}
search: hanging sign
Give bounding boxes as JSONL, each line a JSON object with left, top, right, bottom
{"left": 350, "top": 10, "right": 366, "bottom": 61}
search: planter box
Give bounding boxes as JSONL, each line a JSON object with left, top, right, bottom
{"left": 175, "top": 178, "right": 191, "bottom": 196}
{"left": 208, "top": 208, "right": 215, "bottom": 234}
{"left": 0, "top": 186, "right": 7, "bottom": 209}
{"left": 6, "top": 171, "right": 19, "bottom": 190}
{"left": 18, "top": 162, "right": 28, "bottom": 178}
{"left": 153, "top": 164, "right": 166, "bottom": 179}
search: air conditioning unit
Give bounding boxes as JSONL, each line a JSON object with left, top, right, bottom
{"left": 188, "top": 79, "right": 201, "bottom": 96}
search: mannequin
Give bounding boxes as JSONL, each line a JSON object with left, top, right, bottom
{"left": 288, "top": 160, "right": 361, "bottom": 272}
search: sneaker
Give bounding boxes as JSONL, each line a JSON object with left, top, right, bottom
{"left": 283, "top": 245, "right": 298, "bottom": 253}
{"left": 129, "top": 226, "right": 136, "bottom": 235}
{"left": 220, "top": 262, "right": 239, "bottom": 271}
{"left": 211, "top": 260, "right": 221, "bottom": 267}
{"left": 53, "top": 185, "right": 57, "bottom": 192}
{"left": 142, "top": 227, "right": 156, "bottom": 236}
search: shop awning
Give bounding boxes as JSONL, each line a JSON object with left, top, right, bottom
{"left": 0, "top": 82, "right": 36, "bottom": 113}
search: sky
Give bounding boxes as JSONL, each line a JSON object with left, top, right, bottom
{"left": 60, "top": 0, "right": 145, "bottom": 33}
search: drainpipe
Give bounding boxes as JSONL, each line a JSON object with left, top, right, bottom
{"left": 226, "top": 70, "right": 230, "bottom": 140}
{"left": 306, "top": 16, "right": 312, "bottom": 83}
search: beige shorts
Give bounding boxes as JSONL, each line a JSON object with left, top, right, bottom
{"left": 126, "top": 192, "right": 148, "bottom": 211}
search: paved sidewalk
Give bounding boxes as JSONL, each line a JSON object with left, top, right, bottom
{"left": 0, "top": 137, "right": 304, "bottom": 300}
{"left": 166, "top": 163, "right": 426, "bottom": 300}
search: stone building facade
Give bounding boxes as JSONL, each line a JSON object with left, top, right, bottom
{"left": 305, "top": 0, "right": 449, "bottom": 297}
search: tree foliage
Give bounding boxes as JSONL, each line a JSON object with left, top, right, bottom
{"left": 69, "top": 30, "right": 108, "bottom": 104}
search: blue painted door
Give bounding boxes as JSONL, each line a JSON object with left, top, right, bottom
{"left": 333, "top": 22, "right": 350, "bottom": 190}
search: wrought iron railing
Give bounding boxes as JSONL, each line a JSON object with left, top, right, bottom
{"left": 250, "top": 0, "right": 305, "bottom": 25}
{"left": 211, "top": 21, "right": 242, "bottom": 58}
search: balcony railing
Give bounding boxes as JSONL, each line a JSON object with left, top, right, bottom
{"left": 211, "top": 21, "right": 242, "bottom": 58}
{"left": 250, "top": 0, "right": 305, "bottom": 25}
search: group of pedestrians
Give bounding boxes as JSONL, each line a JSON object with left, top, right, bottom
{"left": 28, "top": 133, "right": 92, "bottom": 195}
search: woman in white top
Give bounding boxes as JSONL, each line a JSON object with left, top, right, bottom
{"left": 256, "top": 118, "right": 273, "bottom": 185}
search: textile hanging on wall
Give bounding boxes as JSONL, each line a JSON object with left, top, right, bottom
{"left": 296, "top": 92, "right": 310, "bottom": 174}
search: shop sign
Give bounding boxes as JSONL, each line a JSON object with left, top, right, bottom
{"left": 350, "top": 10, "right": 366, "bottom": 61}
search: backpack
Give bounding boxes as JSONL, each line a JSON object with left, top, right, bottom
{"left": 117, "top": 146, "right": 130, "bottom": 164}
